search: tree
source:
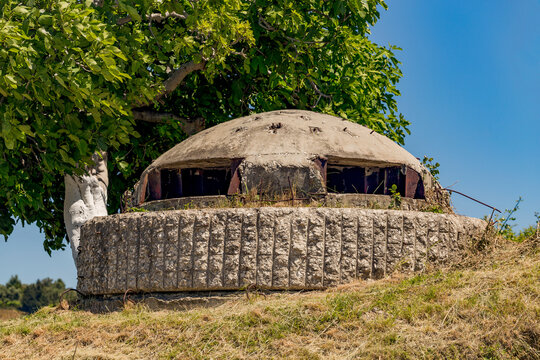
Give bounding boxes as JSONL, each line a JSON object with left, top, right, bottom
{"left": 19, "top": 278, "right": 66, "bottom": 313}
{"left": 0, "top": 276, "right": 73, "bottom": 312}
{"left": 0, "top": 0, "right": 408, "bottom": 254}
{"left": 0, "top": 275, "right": 23, "bottom": 308}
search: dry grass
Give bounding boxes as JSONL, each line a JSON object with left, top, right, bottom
{"left": 1, "top": 237, "right": 538, "bottom": 360}
{"left": 0, "top": 309, "right": 23, "bottom": 322}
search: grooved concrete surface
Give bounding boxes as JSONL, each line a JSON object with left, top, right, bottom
{"left": 78, "top": 208, "right": 485, "bottom": 295}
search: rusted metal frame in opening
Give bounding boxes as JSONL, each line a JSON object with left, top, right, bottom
{"left": 385, "top": 166, "right": 424, "bottom": 199}
{"left": 405, "top": 167, "right": 421, "bottom": 198}
{"left": 365, "top": 167, "right": 390, "bottom": 195}
{"left": 139, "top": 168, "right": 162, "bottom": 203}
{"left": 139, "top": 159, "right": 426, "bottom": 204}
{"left": 313, "top": 157, "right": 328, "bottom": 184}
{"left": 138, "top": 172, "right": 149, "bottom": 204}
{"left": 147, "top": 168, "right": 162, "bottom": 201}
{"left": 382, "top": 166, "right": 424, "bottom": 200}
{"left": 227, "top": 158, "right": 243, "bottom": 195}
{"left": 139, "top": 160, "right": 241, "bottom": 202}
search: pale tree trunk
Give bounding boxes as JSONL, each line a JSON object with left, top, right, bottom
{"left": 64, "top": 152, "right": 108, "bottom": 266}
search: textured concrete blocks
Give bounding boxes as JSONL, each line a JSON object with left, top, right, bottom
{"left": 78, "top": 208, "right": 485, "bottom": 295}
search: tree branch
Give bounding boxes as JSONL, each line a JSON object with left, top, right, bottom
{"left": 308, "top": 78, "right": 332, "bottom": 108}
{"left": 158, "top": 60, "right": 206, "bottom": 100}
{"left": 132, "top": 110, "right": 186, "bottom": 123}
{"left": 116, "top": 16, "right": 132, "bottom": 25}
{"left": 132, "top": 111, "right": 205, "bottom": 135}
{"left": 118, "top": 10, "right": 205, "bottom": 129}
{"left": 148, "top": 11, "right": 187, "bottom": 22}
{"left": 129, "top": 59, "right": 205, "bottom": 123}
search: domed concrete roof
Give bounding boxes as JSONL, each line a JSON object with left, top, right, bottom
{"left": 149, "top": 109, "right": 423, "bottom": 172}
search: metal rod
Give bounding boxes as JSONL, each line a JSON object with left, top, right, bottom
{"left": 443, "top": 188, "right": 501, "bottom": 213}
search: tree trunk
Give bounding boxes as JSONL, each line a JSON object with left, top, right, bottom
{"left": 64, "top": 152, "right": 108, "bottom": 266}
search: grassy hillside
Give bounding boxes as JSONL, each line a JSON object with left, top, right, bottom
{"left": 1, "top": 237, "right": 538, "bottom": 360}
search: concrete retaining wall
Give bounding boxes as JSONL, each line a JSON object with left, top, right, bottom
{"left": 78, "top": 208, "right": 485, "bottom": 295}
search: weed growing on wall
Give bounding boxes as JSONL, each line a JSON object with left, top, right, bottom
{"left": 422, "top": 156, "right": 440, "bottom": 180}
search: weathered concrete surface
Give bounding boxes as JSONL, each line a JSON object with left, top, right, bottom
{"left": 146, "top": 110, "right": 425, "bottom": 172}
{"left": 133, "top": 110, "right": 442, "bottom": 205}
{"left": 240, "top": 155, "right": 326, "bottom": 195}
{"left": 78, "top": 208, "right": 485, "bottom": 295}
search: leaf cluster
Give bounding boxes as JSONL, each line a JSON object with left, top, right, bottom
{"left": 422, "top": 156, "right": 440, "bottom": 180}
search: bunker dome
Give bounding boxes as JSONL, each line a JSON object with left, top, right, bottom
{"left": 77, "top": 110, "right": 485, "bottom": 310}
{"left": 131, "top": 109, "right": 449, "bottom": 211}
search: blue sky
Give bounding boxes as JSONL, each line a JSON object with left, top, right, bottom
{"left": 368, "top": 0, "right": 539, "bottom": 228}
{"left": 1, "top": 0, "right": 538, "bottom": 288}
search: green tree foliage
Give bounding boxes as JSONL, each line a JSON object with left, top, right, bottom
{"left": 0, "top": 276, "right": 71, "bottom": 313}
{"left": 20, "top": 278, "right": 67, "bottom": 313}
{"left": 0, "top": 0, "right": 409, "bottom": 252}
{"left": 0, "top": 275, "right": 23, "bottom": 308}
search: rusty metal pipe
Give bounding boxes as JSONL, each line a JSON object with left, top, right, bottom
{"left": 443, "top": 188, "right": 501, "bottom": 213}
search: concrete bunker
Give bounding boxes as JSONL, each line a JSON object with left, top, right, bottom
{"left": 77, "top": 110, "right": 484, "bottom": 311}
{"left": 132, "top": 110, "right": 440, "bottom": 211}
